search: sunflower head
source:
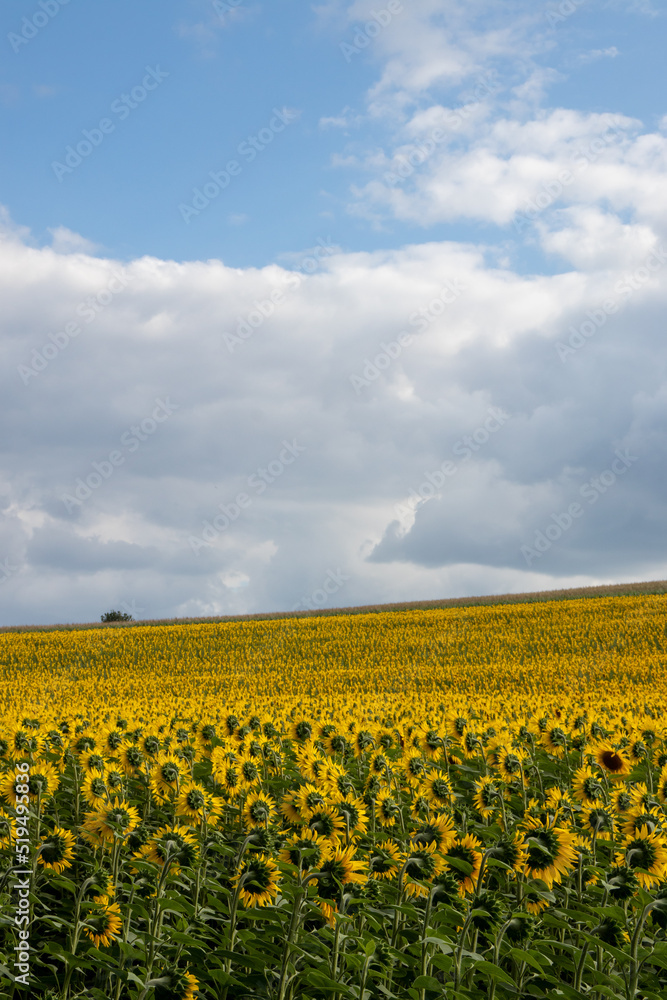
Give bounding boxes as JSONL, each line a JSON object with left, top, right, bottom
{"left": 154, "top": 969, "right": 199, "bottom": 1000}
{"left": 280, "top": 828, "right": 332, "bottom": 870}
{"left": 82, "top": 895, "right": 122, "bottom": 949}
{"left": 146, "top": 827, "right": 199, "bottom": 870}
{"left": 233, "top": 853, "right": 281, "bottom": 908}
{"left": 470, "top": 892, "right": 504, "bottom": 933}
{"left": 604, "top": 865, "right": 639, "bottom": 901}
{"left": 368, "top": 840, "right": 404, "bottom": 880}
{"left": 38, "top": 828, "right": 76, "bottom": 874}
{"left": 597, "top": 917, "right": 629, "bottom": 947}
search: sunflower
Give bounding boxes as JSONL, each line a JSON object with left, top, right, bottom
{"left": 615, "top": 826, "right": 667, "bottom": 889}
{"left": 176, "top": 783, "right": 222, "bottom": 825}
{"left": 524, "top": 888, "right": 550, "bottom": 915}
{"left": 295, "top": 746, "right": 328, "bottom": 783}
{"left": 98, "top": 726, "right": 126, "bottom": 756}
{"left": 195, "top": 722, "right": 217, "bottom": 756}
{"left": 544, "top": 787, "right": 572, "bottom": 817}
{"left": 447, "top": 715, "right": 468, "bottom": 741}
{"left": 622, "top": 806, "right": 663, "bottom": 839}
{"left": 154, "top": 969, "right": 200, "bottom": 1000}
{"left": 541, "top": 726, "right": 569, "bottom": 758}
{"left": 1, "top": 763, "right": 59, "bottom": 806}
{"left": 403, "top": 842, "right": 445, "bottom": 899}
{"left": 82, "top": 773, "right": 109, "bottom": 809}
{"left": 295, "top": 783, "right": 328, "bottom": 818}
{"left": 7, "top": 726, "right": 44, "bottom": 759}
{"left": 445, "top": 834, "right": 483, "bottom": 895}
{"left": 473, "top": 776, "right": 504, "bottom": 819}
{"left": 233, "top": 852, "right": 281, "bottom": 908}
{"left": 321, "top": 762, "right": 354, "bottom": 798}
{"left": 150, "top": 754, "right": 183, "bottom": 802}
{"left": 104, "top": 768, "right": 125, "bottom": 799}
{"left": 627, "top": 783, "right": 653, "bottom": 813}
{"left": 581, "top": 805, "right": 615, "bottom": 840}
{"left": 410, "top": 793, "right": 431, "bottom": 820}
{"left": 119, "top": 743, "right": 145, "bottom": 776}
{"left": 307, "top": 805, "right": 346, "bottom": 843}
{"left": 288, "top": 719, "right": 314, "bottom": 745}
{"left": 323, "top": 732, "right": 352, "bottom": 757}
{"left": 82, "top": 895, "right": 122, "bottom": 949}
{"left": 81, "top": 804, "right": 141, "bottom": 847}
{"left": 604, "top": 865, "right": 639, "bottom": 901}
{"left": 242, "top": 791, "right": 276, "bottom": 830}
{"left": 315, "top": 845, "right": 367, "bottom": 922}
{"left": 280, "top": 828, "right": 333, "bottom": 870}
{"left": 415, "top": 724, "right": 443, "bottom": 760}
{"left": 422, "top": 773, "right": 453, "bottom": 811}
{"left": 376, "top": 789, "right": 401, "bottom": 827}
{"left": 368, "top": 839, "right": 404, "bottom": 880}
{"left": 271, "top": 788, "right": 300, "bottom": 825}
{"left": 487, "top": 833, "right": 528, "bottom": 875}
{"left": 412, "top": 813, "right": 457, "bottom": 854}
{"left": 237, "top": 753, "right": 262, "bottom": 789}
{"left": 497, "top": 746, "right": 527, "bottom": 785}
{"left": 38, "top": 827, "right": 76, "bottom": 873}
{"left": 658, "top": 765, "right": 667, "bottom": 805}
{"left": 80, "top": 751, "right": 107, "bottom": 774}
{"left": 594, "top": 742, "right": 631, "bottom": 779}
{"left": 139, "top": 734, "right": 162, "bottom": 759}
{"left": 374, "top": 727, "right": 398, "bottom": 752}
{"left": 572, "top": 766, "right": 605, "bottom": 806}
{"left": 522, "top": 819, "right": 577, "bottom": 889}
{"left": 403, "top": 752, "right": 428, "bottom": 788}
{"left": 352, "top": 729, "right": 375, "bottom": 757}
{"left": 367, "top": 751, "right": 389, "bottom": 780}
{"left": 611, "top": 786, "right": 633, "bottom": 816}
{"left": 331, "top": 793, "right": 369, "bottom": 838}
{"left": 145, "top": 826, "right": 199, "bottom": 871}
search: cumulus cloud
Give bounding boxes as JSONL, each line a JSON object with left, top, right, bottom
{"left": 2, "top": 196, "right": 667, "bottom": 624}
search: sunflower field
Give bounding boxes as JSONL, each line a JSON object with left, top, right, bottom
{"left": 2, "top": 594, "right": 667, "bottom": 999}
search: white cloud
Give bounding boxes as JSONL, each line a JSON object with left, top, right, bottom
{"left": 2, "top": 207, "right": 667, "bottom": 624}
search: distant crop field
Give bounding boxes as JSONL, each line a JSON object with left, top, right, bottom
{"left": 2, "top": 594, "right": 667, "bottom": 998}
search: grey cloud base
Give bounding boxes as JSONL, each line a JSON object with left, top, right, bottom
{"left": 1, "top": 215, "right": 667, "bottom": 625}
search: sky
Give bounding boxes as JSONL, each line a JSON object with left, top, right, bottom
{"left": 1, "top": 0, "right": 666, "bottom": 625}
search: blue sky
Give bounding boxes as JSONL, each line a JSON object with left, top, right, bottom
{"left": 1, "top": 0, "right": 667, "bottom": 625}
{"left": 1, "top": 0, "right": 664, "bottom": 268}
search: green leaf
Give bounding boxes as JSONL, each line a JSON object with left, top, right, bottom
{"left": 412, "top": 976, "right": 441, "bottom": 990}
{"left": 508, "top": 947, "right": 551, "bottom": 971}
{"left": 472, "top": 960, "right": 515, "bottom": 985}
